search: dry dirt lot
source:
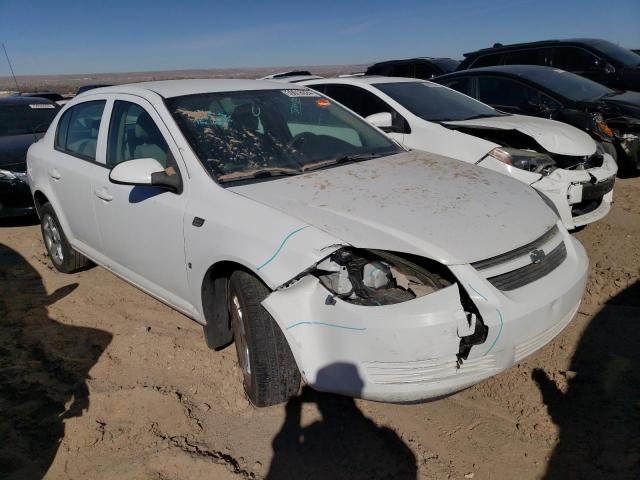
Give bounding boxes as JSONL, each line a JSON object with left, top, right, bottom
{"left": 1, "top": 176, "right": 639, "bottom": 480}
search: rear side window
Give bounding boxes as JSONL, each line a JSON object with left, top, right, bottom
{"left": 55, "top": 100, "right": 106, "bottom": 161}
{"left": 107, "top": 101, "right": 170, "bottom": 168}
{"left": 323, "top": 84, "right": 393, "bottom": 118}
{"left": 550, "top": 47, "right": 600, "bottom": 73}
{"left": 477, "top": 77, "right": 539, "bottom": 107}
{"left": 469, "top": 53, "right": 502, "bottom": 68}
{"left": 504, "top": 48, "right": 546, "bottom": 66}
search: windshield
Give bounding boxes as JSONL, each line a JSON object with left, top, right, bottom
{"left": 0, "top": 102, "right": 59, "bottom": 137}
{"left": 522, "top": 68, "right": 614, "bottom": 102}
{"left": 166, "top": 89, "right": 400, "bottom": 183}
{"left": 591, "top": 39, "right": 640, "bottom": 67}
{"left": 375, "top": 81, "right": 503, "bottom": 122}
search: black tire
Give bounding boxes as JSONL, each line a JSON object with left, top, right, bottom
{"left": 228, "top": 270, "right": 300, "bottom": 406}
{"left": 39, "top": 203, "right": 92, "bottom": 273}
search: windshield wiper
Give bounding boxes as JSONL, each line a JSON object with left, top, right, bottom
{"left": 218, "top": 167, "right": 301, "bottom": 183}
{"left": 460, "top": 113, "right": 504, "bottom": 120}
{"left": 301, "top": 152, "right": 385, "bottom": 172}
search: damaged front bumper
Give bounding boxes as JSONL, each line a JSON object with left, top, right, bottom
{"left": 262, "top": 229, "right": 588, "bottom": 403}
{"left": 532, "top": 153, "right": 618, "bottom": 230}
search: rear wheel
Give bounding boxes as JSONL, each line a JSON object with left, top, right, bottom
{"left": 40, "top": 203, "right": 91, "bottom": 273}
{"left": 228, "top": 270, "right": 300, "bottom": 406}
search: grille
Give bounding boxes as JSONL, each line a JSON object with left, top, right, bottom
{"left": 486, "top": 242, "right": 567, "bottom": 291}
{"left": 471, "top": 226, "right": 559, "bottom": 271}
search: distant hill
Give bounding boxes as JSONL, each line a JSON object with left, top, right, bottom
{"left": 0, "top": 64, "right": 367, "bottom": 94}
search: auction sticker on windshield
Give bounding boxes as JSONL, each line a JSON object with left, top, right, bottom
{"left": 281, "top": 89, "right": 319, "bottom": 97}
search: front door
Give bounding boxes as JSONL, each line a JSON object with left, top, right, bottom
{"left": 91, "top": 95, "right": 191, "bottom": 312}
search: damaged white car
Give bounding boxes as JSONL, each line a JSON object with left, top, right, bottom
{"left": 302, "top": 77, "right": 618, "bottom": 230}
{"left": 27, "top": 80, "right": 588, "bottom": 406}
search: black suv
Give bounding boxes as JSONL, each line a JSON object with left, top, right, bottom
{"left": 366, "top": 58, "right": 460, "bottom": 80}
{"left": 457, "top": 39, "right": 640, "bottom": 92}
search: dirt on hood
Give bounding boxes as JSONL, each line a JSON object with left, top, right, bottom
{"left": 0, "top": 176, "right": 639, "bottom": 480}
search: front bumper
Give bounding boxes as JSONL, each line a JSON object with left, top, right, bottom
{"left": 0, "top": 175, "right": 34, "bottom": 218}
{"left": 262, "top": 231, "right": 588, "bottom": 403}
{"left": 532, "top": 153, "right": 617, "bottom": 230}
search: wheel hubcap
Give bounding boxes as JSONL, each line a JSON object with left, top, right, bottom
{"left": 231, "top": 294, "right": 251, "bottom": 387}
{"left": 42, "top": 213, "right": 64, "bottom": 265}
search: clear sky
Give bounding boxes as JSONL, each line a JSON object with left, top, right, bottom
{"left": 1, "top": 0, "right": 639, "bottom": 76}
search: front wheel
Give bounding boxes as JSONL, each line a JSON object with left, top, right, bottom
{"left": 228, "top": 270, "right": 300, "bottom": 406}
{"left": 40, "top": 203, "right": 92, "bottom": 273}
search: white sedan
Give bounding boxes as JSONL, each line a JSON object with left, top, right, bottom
{"left": 301, "top": 77, "right": 618, "bottom": 230}
{"left": 27, "top": 80, "right": 587, "bottom": 406}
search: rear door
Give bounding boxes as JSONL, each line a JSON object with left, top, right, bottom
{"left": 47, "top": 99, "right": 107, "bottom": 256}
{"left": 91, "top": 95, "right": 192, "bottom": 311}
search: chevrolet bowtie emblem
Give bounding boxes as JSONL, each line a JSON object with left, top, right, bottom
{"left": 529, "top": 248, "right": 546, "bottom": 264}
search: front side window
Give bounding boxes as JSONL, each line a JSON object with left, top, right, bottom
{"left": 477, "top": 77, "right": 539, "bottom": 107}
{"left": 0, "top": 102, "right": 59, "bottom": 137}
{"left": 375, "top": 81, "right": 503, "bottom": 122}
{"left": 323, "top": 84, "right": 393, "bottom": 118}
{"left": 550, "top": 47, "right": 600, "bottom": 73}
{"left": 56, "top": 100, "right": 106, "bottom": 161}
{"left": 414, "top": 62, "right": 438, "bottom": 80}
{"left": 107, "top": 101, "right": 170, "bottom": 167}
{"left": 166, "top": 89, "right": 400, "bottom": 184}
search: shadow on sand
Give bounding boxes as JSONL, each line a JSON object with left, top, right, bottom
{"left": 534, "top": 281, "right": 640, "bottom": 479}
{"left": 0, "top": 243, "right": 112, "bottom": 479}
{"left": 266, "top": 363, "right": 417, "bottom": 480}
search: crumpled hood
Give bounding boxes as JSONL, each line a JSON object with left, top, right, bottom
{"left": 229, "top": 151, "right": 558, "bottom": 265}
{"left": 0, "top": 133, "right": 44, "bottom": 170}
{"left": 443, "top": 114, "right": 596, "bottom": 156}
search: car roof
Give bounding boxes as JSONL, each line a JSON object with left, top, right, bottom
{"left": 439, "top": 64, "right": 559, "bottom": 78}
{"left": 303, "top": 76, "right": 431, "bottom": 86}
{"left": 83, "top": 79, "right": 308, "bottom": 99}
{"left": 0, "top": 96, "right": 55, "bottom": 106}
{"left": 463, "top": 38, "right": 611, "bottom": 57}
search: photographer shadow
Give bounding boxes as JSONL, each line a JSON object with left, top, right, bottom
{"left": 0, "top": 243, "right": 112, "bottom": 479}
{"left": 266, "top": 363, "right": 417, "bottom": 480}
{"left": 533, "top": 281, "right": 640, "bottom": 479}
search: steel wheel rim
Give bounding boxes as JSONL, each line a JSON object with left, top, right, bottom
{"left": 42, "top": 213, "right": 64, "bottom": 265}
{"left": 231, "top": 294, "right": 252, "bottom": 388}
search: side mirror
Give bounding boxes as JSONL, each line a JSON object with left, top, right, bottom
{"left": 365, "top": 112, "right": 393, "bottom": 129}
{"left": 109, "top": 158, "right": 182, "bottom": 193}
{"left": 591, "top": 58, "right": 615, "bottom": 75}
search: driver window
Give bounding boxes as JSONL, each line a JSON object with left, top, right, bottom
{"left": 107, "top": 101, "right": 170, "bottom": 168}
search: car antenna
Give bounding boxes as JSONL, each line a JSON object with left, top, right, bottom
{"left": 2, "top": 43, "right": 21, "bottom": 93}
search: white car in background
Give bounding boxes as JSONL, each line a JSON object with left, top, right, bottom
{"left": 28, "top": 79, "right": 587, "bottom": 406}
{"left": 301, "top": 77, "right": 618, "bottom": 230}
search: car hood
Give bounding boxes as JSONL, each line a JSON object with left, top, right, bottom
{"left": 442, "top": 114, "right": 596, "bottom": 156}
{"left": 229, "top": 151, "right": 558, "bottom": 265}
{"left": 0, "top": 133, "right": 44, "bottom": 171}
{"left": 604, "top": 90, "right": 640, "bottom": 117}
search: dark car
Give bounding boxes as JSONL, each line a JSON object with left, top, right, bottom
{"left": 435, "top": 65, "right": 640, "bottom": 170}
{"left": 366, "top": 58, "right": 460, "bottom": 80}
{"left": 457, "top": 39, "right": 640, "bottom": 92}
{"left": 76, "top": 84, "right": 112, "bottom": 95}
{"left": 0, "top": 97, "right": 60, "bottom": 217}
{"left": 22, "top": 92, "right": 64, "bottom": 102}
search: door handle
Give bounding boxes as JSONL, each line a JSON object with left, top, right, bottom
{"left": 94, "top": 187, "right": 113, "bottom": 202}
{"left": 48, "top": 169, "right": 61, "bottom": 180}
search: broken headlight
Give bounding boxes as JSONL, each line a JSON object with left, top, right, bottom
{"left": 591, "top": 113, "right": 614, "bottom": 142}
{"left": 488, "top": 147, "right": 556, "bottom": 174}
{"left": 313, "top": 248, "right": 454, "bottom": 306}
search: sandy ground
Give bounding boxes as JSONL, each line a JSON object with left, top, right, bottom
{"left": 1, "top": 176, "right": 639, "bottom": 480}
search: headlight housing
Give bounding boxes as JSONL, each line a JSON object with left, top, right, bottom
{"left": 487, "top": 147, "right": 556, "bottom": 174}
{"left": 313, "top": 248, "right": 455, "bottom": 306}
